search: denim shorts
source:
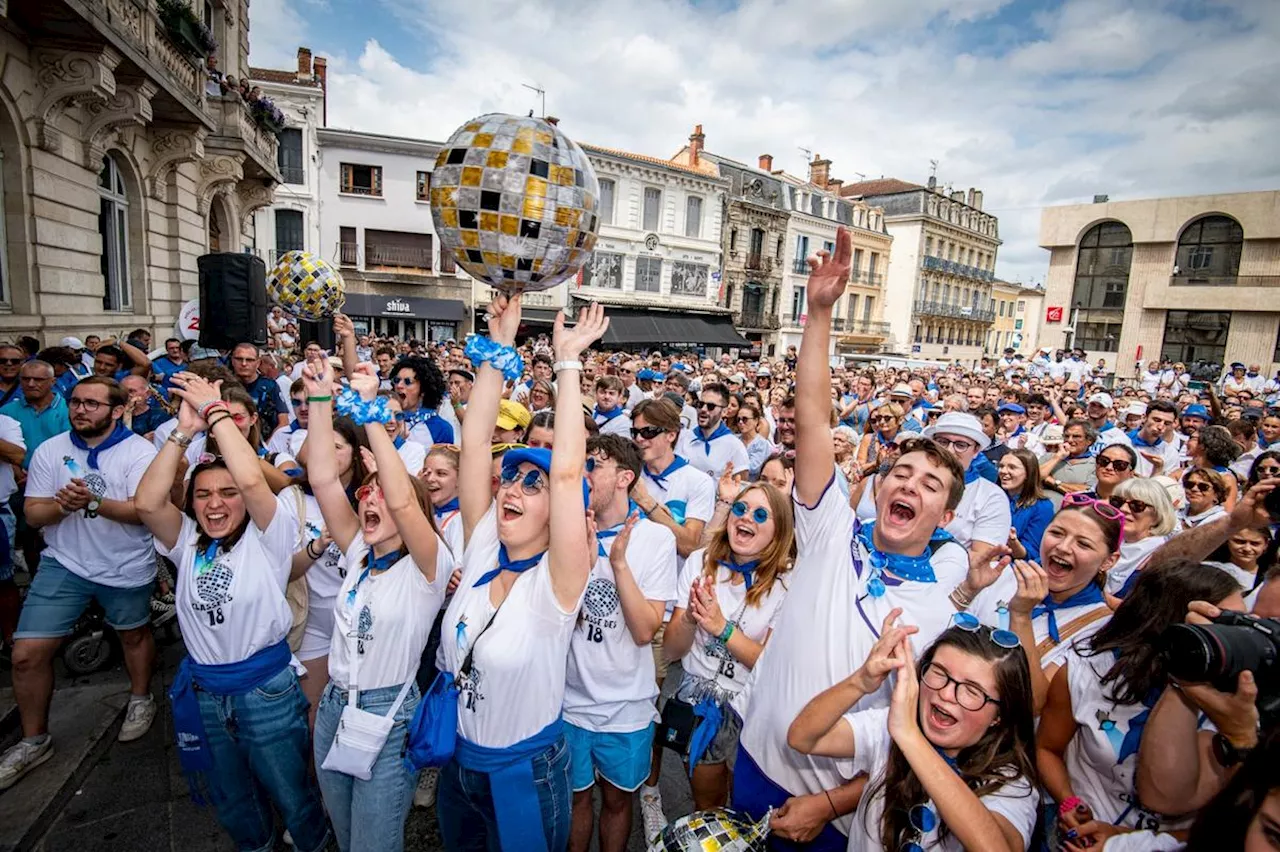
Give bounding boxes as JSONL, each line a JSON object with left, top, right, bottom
{"left": 565, "top": 722, "right": 655, "bottom": 792}
{"left": 15, "top": 555, "right": 153, "bottom": 638}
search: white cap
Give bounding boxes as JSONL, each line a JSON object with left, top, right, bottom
{"left": 60, "top": 336, "right": 85, "bottom": 350}
{"left": 889, "top": 383, "right": 913, "bottom": 399}
{"left": 1087, "top": 392, "right": 1114, "bottom": 409}
{"left": 1041, "top": 424, "right": 1065, "bottom": 444}
{"left": 1124, "top": 401, "right": 1147, "bottom": 418}
{"left": 923, "top": 411, "right": 991, "bottom": 451}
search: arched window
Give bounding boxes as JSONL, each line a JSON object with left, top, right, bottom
{"left": 1070, "top": 221, "right": 1131, "bottom": 352}
{"left": 1176, "top": 215, "right": 1242, "bottom": 282}
{"left": 98, "top": 154, "right": 131, "bottom": 311}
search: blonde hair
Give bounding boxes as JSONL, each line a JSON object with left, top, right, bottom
{"left": 703, "top": 483, "right": 794, "bottom": 607}
{"left": 1114, "top": 477, "right": 1177, "bottom": 537}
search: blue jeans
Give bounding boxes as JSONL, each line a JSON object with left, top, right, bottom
{"left": 196, "top": 666, "right": 329, "bottom": 852}
{"left": 436, "top": 734, "right": 572, "bottom": 852}
{"left": 314, "top": 680, "right": 421, "bottom": 852}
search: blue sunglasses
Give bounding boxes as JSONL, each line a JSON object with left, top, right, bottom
{"left": 499, "top": 467, "right": 548, "bottom": 495}
{"left": 730, "top": 501, "right": 769, "bottom": 524}
{"left": 951, "top": 612, "right": 1020, "bottom": 649}
{"left": 902, "top": 803, "right": 939, "bottom": 852}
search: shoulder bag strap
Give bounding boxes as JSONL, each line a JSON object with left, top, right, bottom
{"left": 1036, "top": 606, "right": 1110, "bottom": 657}
{"left": 459, "top": 604, "right": 503, "bottom": 678}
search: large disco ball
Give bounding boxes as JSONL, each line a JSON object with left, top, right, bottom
{"left": 648, "top": 808, "right": 770, "bottom": 852}
{"left": 430, "top": 113, "right": 600, "bottom": 294}
{"left": 269, "top": 250, "right": 346, "bottom": 320}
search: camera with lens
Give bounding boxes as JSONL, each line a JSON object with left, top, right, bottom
{"left": 1161, "top": 611, "right": 1280, "bottom": 724}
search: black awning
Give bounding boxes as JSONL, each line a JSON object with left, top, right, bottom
{"left": 600, "top": 310, "right": 749, "bottom": 348}
{"left": 343, "top": 293, "right": 465, "bottom": 322}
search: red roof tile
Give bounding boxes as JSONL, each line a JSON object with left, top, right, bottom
{"left": 838, "top": 178, "right": 924, "bottom": 197}
{"left": 580, "top": 143, "right": 721, "bottom": 178}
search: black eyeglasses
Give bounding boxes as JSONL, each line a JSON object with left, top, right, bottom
{"left": 1096, "top": 456, "right": 1132, "bottom": 472}
{"left": 631, "top": 425, "right": 665, "bottom": 440}
{"left": 698, "top": 401, "right": 723, "bottom": 411}
{"left": 921, "top": 662, "right": 1001, "bottom": 711}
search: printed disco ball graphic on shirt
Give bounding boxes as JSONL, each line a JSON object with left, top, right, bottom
{"left": 648, "top": 808, "right": 770, "bottom": 852}
{"left": 429, "top": 113, "right": 600, "bottom": 294}
{"left": 582, "top": 577, "right": 619, "bottom": 618}
{"left": 195, "top": 560, "right": 234, "bottom": 605}
{"left": 268, "top": 250, "right": 346, "bottom": 320}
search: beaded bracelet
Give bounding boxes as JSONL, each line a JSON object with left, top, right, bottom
{"left": 335, "top": 387, "right": 393, "bottom": 425}
{"left": 464, "top": 334, "right": 524, "bottom": 382}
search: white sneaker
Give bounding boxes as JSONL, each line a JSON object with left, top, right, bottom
{"left": 640, "top": 786, "right": 666, "bottom": 840}
{"left": 118, "top": 696, "right": 156, "bottom": 742}
{"left": 0, "top": 737, "right": 53, "bottom": 790}
{"left": 414, "top": 767, "right": 439, "bottom": 808}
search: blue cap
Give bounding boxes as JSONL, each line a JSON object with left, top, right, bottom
{"left": 1182, "top": 404, "right": 1210, "bottom": 420}
{"left": 997, "top": 403, "right": 1027, "bottom": 415}
{"left": 501, "top": 447, "right": 590, "bottom": 507}
{"left": 636, "top": 368, "right": 665, "bottom": 382}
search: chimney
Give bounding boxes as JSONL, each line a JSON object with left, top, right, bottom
{"left": 297, "top": 46, "right": 312, "bottom": 80}
{"left": 312, "top": 56, "right": 327, "bottom": 126}
{"left": 808, "top": 154, "right": 832, "bottom": 188}
{"left": 950, "top": 190, "right": 964, "bottom": 203}
{"left": 758, "top": 153, "right": 773, "bottom": 172}
{"left": 927, "top": 175, "right": 937, "bottom": 191}
{"left": 688, "top": 124, "right": 705, "bottom": 166}
{"left": 544, "top": 116, "right": 560, "bottom": 126}
{"left": 966, "top": 187, "right": 976, "bottom": 207}
{"left": 973, "top": 190, "right": 983, "bottom": 210}
{"left": 827, "top": 178, "right": 843, "bottom": 194}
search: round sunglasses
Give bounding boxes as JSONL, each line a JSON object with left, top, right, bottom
{"left": 730, "top": 501, "right": 769, "bottom": 523}
{"left": 499, "top": 466, "right": 548, "bottom": 495}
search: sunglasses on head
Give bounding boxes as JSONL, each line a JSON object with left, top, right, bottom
{"left": 951, "top": 612, "right": 1021, "bottom": 651}
{"left": 1108, "top": 495, "right": 1150, "bottom": 515}
{"left": 730, "top": 501, "right": 769, "bottom": 523}
{"left": 499, "top": 466, "right": 548, "bottom": 495}
{"left": 1062, "top": 491, "right": 1127, "bottom": 531}
{"left": 631, "top": 425, "right": 666, "bottom": 440}
{"left": 1096, "top": 456, "right": 1131, "bottom": 472}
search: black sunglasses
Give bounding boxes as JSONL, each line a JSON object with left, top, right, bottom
{"left": 631, "top": 425, "right": 666, "bottom": 440}
{"left": 1096, "top": 456, "right": 1132, "bottom": 472}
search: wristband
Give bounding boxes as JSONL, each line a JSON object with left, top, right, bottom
{"left": 168, "top": 429, "right": 193, "bottom": 449}
{"left": 718, "top": 621, "right": 735, "bottom": 643}
{"left": 307, "top": 395, "right": 333, "bottom": 403}
{"left": 206, "top": 413, "right": 233, "bottom": 430}
{"left": 198, "top": 399, "right": 226, "bottom": 419}
{"left": 553, "top": 360, "right": 583, "bottom": 373}
{"left": 464, "top": 334, "right": 524, "bottom": 382}
{"left": 1057, "top": 796, "right": 1082, "bottom": 817}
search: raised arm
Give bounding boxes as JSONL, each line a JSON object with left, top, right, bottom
{"left": 172, "top": 373, "right": 277, "bottom": 532}
{"left": 548, "top": 303, "right": 609, "bottom": 611}
{"left": 795, "top": 227, "right": 851, "bottom": 505}
{"left": 135, "top": 393, "right": 204, "bottom": 550}
{"left": 353, "top": 364, "right": 440, "bottom": 583}
{"left": 459, "top": 295, "right": 520, "bottom": 542}
{"left": 301, "top": 357, "right": 359, "bottom": 551}
{"left": 334, "top": 313, "right": 361, "bottom": 377}
{"left": 1146, "top": 477, "right": 1277, "bottom": 570}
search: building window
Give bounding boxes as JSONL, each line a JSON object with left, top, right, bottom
{"left": 1175, "top": 215, "right": 1243, "bottom": 281}
{"left": 685, "top": 196, "right": 703, "bottom": 238}
{"left": 851, "top": 248, "right": 863, "bottom": 278}
{"left": 914, "top": 324, "right": 922, "bottom": 343}
{"left": 790, "top": 287, "right": 805, "bottom": 322}
{"left": 598, "top": 178, "right": 615, "bottom": 226}
{"left": 924, "top": 236, "right": 933, "bottom": 257}
{"left": 277, "top": 128, "right": 304, "bottom": 185}
{"left": 339, "top": 226, "right": 357, "bottom": 266}
{"left": 584, "top": 252, "right": 623, "bottom": 289}
{"left": 1072, "top": 221, "right": 1132, "bottom": 309}
{"left": 671, "top": 262, "right": 708, "bottom": 297}
{"left": 340, "top": 163, "right": 382, "bottom": 196}
{"left": 274, "top": 209, "right": 304, "bottom": 261}
{"left": 999, "top": 301, "right": 1005, "bottom": 317}
{"left": 642, "top": 187, "right": 662, "bottom": 231}
{"left": 1074, "top": 321, "right": 1122, "bottom": 353}
{"left": 1016, "top": 300, "right": 1025, "bottom": 313}
{"left": 635, "top": 256, "right": 662, "bottom": 292}
{"left": 863, "top": 296, "right": 873, "bottom": 321}
{"left": 776, "top": 236, "right": 783, "bottom": 259}
{"left": 365, "top": 229, "right": 431, "bottom": 270}
{"left": 416, "top": 171, "right": 430, "bottom": 202}
{"left": 729, "top": 228, "right": 737, "bottom": 252}
{"left": 1162, "top": 310, "right": 1230, "bottom": 365}
{"left": 98, "top": 154, "right": 131, "bottom": 311}
{"left": 848, "top": 294, "right": 859, "bottom": 319}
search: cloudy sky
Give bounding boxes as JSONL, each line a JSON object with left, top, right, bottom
{"left": 248, "top": 0, "right": 1280, "bottom": 286}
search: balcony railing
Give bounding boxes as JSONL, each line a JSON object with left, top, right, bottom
{"left": 366, "top": 244, "right": 432, "bottom": 271}
{"left": 337, "top": 242, "right": 359, "bottom": 267}
{"left": 914, "top": 300, "right": 996, "bottom": 322}
{"left": 280, "top": 164, "right": 306, "bottom": 185}
{"left": 737, "top": 310, "right": 780, "bottom": 330}
{"left": 868, "top": 272, "right": 883, "bottom": 286}
{"left": 792, "top": 258, "right": 811, "bottom": 275}
{"left": 921, "top": 255, "right": 994, "bottom": 282}
{"left": 484, "top": 287, "right": 558, "bottom": 307}
{"left": 849, "top": 269, "right": 865, "bottom": 283}
{"left": 831, "top": 317, "right": 845, "bottom": 332}
{"left": 745, "top": 252, "right": 763, "bottom": 270}
{"left": 1170, "top": 275, "right": 1280, "bottom": 287}
{"left": 841, "top": 319, "right": 892, "bottom": 337}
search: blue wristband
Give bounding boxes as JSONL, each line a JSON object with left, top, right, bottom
{"left": 335, "top": 388, "right": 393, "bottom": 425}
{"left": 464, "top": 334, "right": 524, "bottom": 383}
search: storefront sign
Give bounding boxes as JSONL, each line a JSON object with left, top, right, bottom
{"left": 384, "top": 298, "right": 412, "bottom": 315}
{"left": 1046, "top": 306, "right": 1064, "bottom": 323}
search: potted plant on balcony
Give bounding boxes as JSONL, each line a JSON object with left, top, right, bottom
{"left": 157, "top": 0, "right": 218, "bottom": 59}
{"left": 249, "top": 96, "right": 287, "bottom": 134}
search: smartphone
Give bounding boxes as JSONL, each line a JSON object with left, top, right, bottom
{"left": 1188, "top": 380, "right": 1207, "bottom": 391}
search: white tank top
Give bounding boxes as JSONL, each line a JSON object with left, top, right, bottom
{"left": 855, "top": 474, "right": 878, "bottom": 522}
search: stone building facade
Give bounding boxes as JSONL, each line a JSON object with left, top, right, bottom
{"left": 0, "top": 0, "right": 278, "bottom": 345}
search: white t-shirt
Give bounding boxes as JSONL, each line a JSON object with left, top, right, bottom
{"left": 944, "top": 477, "right": 1012, "bottom": 548}
{"left": 439, "top": 504, "right": 584, "bottom": 748}
{"left": 972, "top": 574, "right": 1111, "bottom": 670}
{"left": 845, "top": 708, "right": 1037, "bottom": 852}
{"left": 1202, "top": 560, "right": 1258, "bottom": 592}
{"left": 155, "top": 492, "right": 299, "bottom": 665}
{"left": 623, "top": 383, "right": 644, "bottom": 413}
{"left": 27, "top": 431, "right": 157, "bottom": 588}
{"left": 328, "top": 531, "right": 448, "bottom": 691}
{"left": 1064, "top": 644, "right": 1199, "bottom": 832}
{"left": 680, "top": 427, "right": 751, "bottom": 479}
{"left": 1105, "top": 536, "right": 1167, "bottom": 595}
{"left": 267, "top": 422, "right": 302, "bottom": 457}
{"left": 640, "top": 456, "right": 715, "bottom": 563}
{"left": 435, "top": 507, "right": 464, "bottom": 566}
{"left": 737, "top": 478, "right": 968, "bottom": 834}
{"left": 563, "top": 517, "right": 677, "bottom": 732}
{"left": 593, "top": 409, "right": 632, "bottom": 438}
{"left": 673, "top": 549, "right": 788, "bottom": 693}
{"left": 397, "top": 438, "right": 426, "bottom": 475}
{"left": 0, "top": 414, "right": 25, "bottom": 504}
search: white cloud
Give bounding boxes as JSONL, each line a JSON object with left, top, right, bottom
{"left": 249, "top": 0, "right": 1280, "bottom": 286}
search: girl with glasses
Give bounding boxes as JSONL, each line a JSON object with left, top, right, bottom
{"left": 389, "top": 357, "right": 454, "bottom": 450}
{"left": 303, "top": 357, "right": 449, "bottom": 852}
{"left": 177, "top": 385, "right": 296, "bottom": 495}
{"left": 662, "top": 481, "right": 794, "bottom": 811}
{"left": 1090, "top": 444, "right": 1137, "bottom": 502}
{"left": 855, "top": 403, "right": 903, "bottom": 481}
{"left": 1179, "top": 468, "right": 1228, "bottom": 530}
{"left": 1245, "top": 449, "right": 1280, "bottom": 491}
{"left": 1184, "top": 425, "right": 1242, "bottom": 508}
{"left": 1037, "top": 560, "right": 1244, "bottom": 850}
{"left": 435, "top": 298, "right": 607, "bottom": 852}
{"left": 789, "top": 618, "right": 1039, "bottom": 852}
{"left": 1105, "top": 478, "right": 1177, "bottom": 599}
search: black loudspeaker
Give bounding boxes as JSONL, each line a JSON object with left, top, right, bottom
{"left": 198, "top": 253, "right": 268, "bottom": 350}
{"left": 299, "top": 319, "right": 336, "bottom": 353}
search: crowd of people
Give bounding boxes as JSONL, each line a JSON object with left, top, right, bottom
{"left": 0, "top": 226, "right": 1274, "bottom": 852}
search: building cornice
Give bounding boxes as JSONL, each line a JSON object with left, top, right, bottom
{"left": 317, "top": 127, "right": 443, "bottom": 158}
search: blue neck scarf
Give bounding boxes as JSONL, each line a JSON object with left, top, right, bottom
{"left": 403, "top": 407, "right": 438, "bottom": 426}
{"left": 965, "top": 451, "right": 999, "bottom": 485}
{"left": 473, "top": 544, "right": 545, "bottom": 587}
{"left": 69, "top": 420, "right": 132, "bottom": 470}
{"left": 854, "top": 520, "right": 946, "bottom": 597}
{"left": 593, "top": 406, "right": 623, "bottom": 423}
{"left": 594, "top": 503, "right": 639, "bottom": 557}
{"left": 289, "top": 418, "right": 302, "bottom": 433}
{"left": 935, "top": 746, "right": 962, "bottom": 775}
{"left": 718, "top": 558, "right": 759, "bottom": 590}
{"left": 875, "top": 430, "right": 896, "bottom": 448}
{"left": 1128, "top": 428, "right": 1161, "bottom": 449}
{"left": 1031, "top": 583, "right": 1105, "bottom": 643}
{"left": 393, "top": 434, "right": 406, "bottom": 449}
{"left": 644, "top": 455, "right": 689, "bottom": 488}
{"left": 434, "top": 497, "right": 459, "bottom": 518}
{"left": 346, "top": 547, "right": 404, "bottom": 608}
{"left": 691, "top": 422, "right": 734, "bottom": 455}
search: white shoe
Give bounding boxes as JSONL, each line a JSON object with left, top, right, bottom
{"left": 118, "top": 696, "right": 156, "bottom": 742}
{"left": 0, "top": 737, "right": 54, "bottom": 790}
{"left": 640, "top": 786, "right": 666, "bottom": 840}
{"left": 414, "top": 767, "right": 439, "bottom": 808}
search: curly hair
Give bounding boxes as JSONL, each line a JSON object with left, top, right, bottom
{"left": 391, "top": 356, "right": 447, "bottom": 409}
{"left": 1196, "top": 424, "right": 1242, "bottom": 468}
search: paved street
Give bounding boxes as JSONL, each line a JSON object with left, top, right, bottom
{"left": 1, "top": 636, "right": 696, "bottom": 852}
